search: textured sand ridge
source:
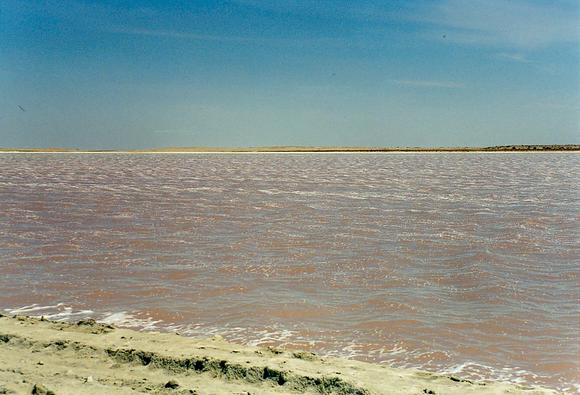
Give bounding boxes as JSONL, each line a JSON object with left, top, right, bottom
{"left": 0, "top": 314, "right": 559, "bottom": 395}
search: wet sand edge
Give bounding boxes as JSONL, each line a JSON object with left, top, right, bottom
{"left": 0, "top": 314, "right": 560, "bottom": 395}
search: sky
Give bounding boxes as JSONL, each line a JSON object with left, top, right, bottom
{"left": 0, "top": 0, "right": 579, "bottom": 149}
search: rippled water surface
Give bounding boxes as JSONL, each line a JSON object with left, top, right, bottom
{"left": 0, "top": 153, "right": 578, "bottom": 392}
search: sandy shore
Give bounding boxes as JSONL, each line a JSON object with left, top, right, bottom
{"left": 0, "top": 314, "right": 560, "bottom": 395}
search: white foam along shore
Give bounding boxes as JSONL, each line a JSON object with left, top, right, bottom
{"left": 0, "top": 314, "right": 561, "bottom": 395}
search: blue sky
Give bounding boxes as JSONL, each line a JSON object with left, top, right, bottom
{"left": 0, "top": 0, "right": 578, "bottom": 148}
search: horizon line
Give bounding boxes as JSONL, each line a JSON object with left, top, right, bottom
{"left": 0, "top": 144, "right": 579, "bottom": 153}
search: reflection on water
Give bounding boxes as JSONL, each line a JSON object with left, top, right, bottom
{"left": 0, "top": 152, "right": 578, "bottom": 392}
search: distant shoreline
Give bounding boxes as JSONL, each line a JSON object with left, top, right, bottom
{"left": 0, "top": 144, "right": 578, "bottom": 153}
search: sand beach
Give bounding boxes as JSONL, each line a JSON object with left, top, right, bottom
{"left": 0, "top": 314, "right": 560, "bottom": 395}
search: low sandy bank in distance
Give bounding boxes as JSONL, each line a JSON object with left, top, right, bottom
{"left": 0, "top": 144, "right": 578, "bottom": 153}
{"left": 0, "top": 315, "right": 559, "bottom": 395}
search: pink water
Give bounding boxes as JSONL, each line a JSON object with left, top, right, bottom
{"left": 0, "top": 152, "right": 578, "bottom": 392}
